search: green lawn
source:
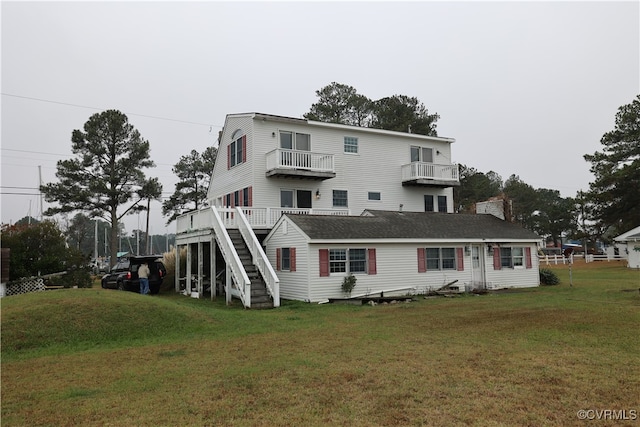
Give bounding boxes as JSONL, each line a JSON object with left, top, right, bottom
{"left": 2, "top": 261, "right": 639, "bottom": 426}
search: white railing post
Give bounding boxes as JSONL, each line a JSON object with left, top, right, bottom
{"left": 236, "top": 208, "right": 280, "bottom": 307}
{"left": 210, "top": 206, "right": 251, "bottom": 308}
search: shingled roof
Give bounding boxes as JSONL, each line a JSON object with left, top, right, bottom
{"left": 283, "top": 210, "right": 541, "bottom": 241}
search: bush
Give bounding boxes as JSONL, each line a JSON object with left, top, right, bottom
{"left": 341, "top": 274, "right": 357, "bottom": 296}
{"left": 540, "top": 268, "right": 560, "bottom": 286}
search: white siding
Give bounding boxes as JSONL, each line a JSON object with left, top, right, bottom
{"left": 625, "top": 242, "right": 640, "bottom": 268}
{"left": 208, "top": 114, "right": 457, "bottom": 215}
{"left": 265, "top": 217, "right": 311, "bottom": 301}
{"left": 265, "top": 238, "right": 540, "bottom": 302}
{"left": 484, "top": 244, "right": 540, "bottom": 288}
{"left": 208, "top": 114, "right": 255, "bottom": 203}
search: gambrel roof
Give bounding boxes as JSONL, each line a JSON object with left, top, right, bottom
{"left": 280, "top": 210, "right": 541, "bottom": 242}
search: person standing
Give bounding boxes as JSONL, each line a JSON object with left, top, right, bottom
{"left": 138, "top": 262, "right": 150, "bottom": 295}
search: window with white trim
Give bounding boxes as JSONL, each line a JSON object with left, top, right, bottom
{"left": 410, "top": 146, "right": 433, "bottom": 163}
{"left": 229, "top": 136, "right": 244, "bottom": 168}
{"left": 333, "top": 190, "right": 348, "bottom": 207}
{"left": 330, "top": 249, "right": 366, "bottom": 274}
{"left": 438, "top": 195, "right": 447, "bottom": 213}
{"left": 368, "top": 191, "right": 381, "bottom": 201}
{"left": 344, "top": 136, "right": 358, "bottom": 154}
{"left": 280, "top": 131, "right": 311, "bottom": 151}
{"left": 426, "top": 247, "right": 457, "bottom": 270}
{"left": 501, "top": 247, "right": 524, "bottom": 268}
{"left": 281, "top": 248, "right": 291, "bottom": 271}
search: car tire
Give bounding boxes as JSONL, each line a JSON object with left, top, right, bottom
{"left": 101, "top": 280, "right": 107, "bottom": 289}
{"left": 117, "top": 281, "right": 125, "bottom": 291}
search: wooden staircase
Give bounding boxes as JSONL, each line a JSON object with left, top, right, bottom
{"left": 227, "top": 229, "right": 274, "bottom": 309}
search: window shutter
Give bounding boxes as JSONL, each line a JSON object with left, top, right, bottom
{"left": 248, "top": 186, "right": 253, "bottom": 206}
{"left": 319, "top": 249, "right": 329, "bottom": 277}
{"left": 457, "top": 247, "right": 464, "bottom": 271}
{"left": 227, "top": 144, "right": 231, "bottom": 170}
{"left": 239, "top": 188, "right": 244, "bottom": 207}
{"left": 290, "top": 247, "right": 296, "bottom": 272}
{"left": 367, "top": 248, "right": 377, "bottom": 275}
{"left": 525, "top": 247, "right": 532, "bottom": 269}
{"left": 276, "top": 248, "right": 281, "bottom": 271}
{"left": 242, "top": 135, "right": 247, "bottom": 163}
{"left": 493, "top": 247, "right": 501, "bottom": 270}
{"left": 417, "top": 248, "right": 426, "bottom": 273}
{"left": 230, "top": 193, "right": 235, "bottom": 208}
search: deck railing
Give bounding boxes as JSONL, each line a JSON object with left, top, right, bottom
{"left": 265, "top": 148, "right": 335, "bottom": 172}
{"left": 236, "top": 208, "right": 280, "bottom": 307}
{"left": 401, "top": 162, "right": 459, "bottom": 182}
{"left": 177, "top": 207, "right": 350, "bottom": 233}
{"left": 210, "top": 206, "right": 251, "bottom": 308}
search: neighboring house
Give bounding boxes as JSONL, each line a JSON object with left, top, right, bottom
{"left": 613, "top": 226, "right": 640, "bottom": 268}
{"left": 174, "top": 112, "right": 538, "bottom": 308}
{"left": 264, "top": 210, "right": 542, "bottom": 303}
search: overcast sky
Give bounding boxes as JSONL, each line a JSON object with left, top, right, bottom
{"left": 2, "top": 1, "right": 639, "bottom": 237}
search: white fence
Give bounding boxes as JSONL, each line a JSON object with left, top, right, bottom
{"left": 539, "top": 254, "right": 626, "bottom": 265}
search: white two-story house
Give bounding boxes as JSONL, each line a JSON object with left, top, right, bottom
{"left": 174, "top": 113, "right": 540, "bottom": 308}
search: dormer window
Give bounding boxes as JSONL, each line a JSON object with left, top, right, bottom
{"left": 411, "top": 146, "right": 433, "bottom": 163}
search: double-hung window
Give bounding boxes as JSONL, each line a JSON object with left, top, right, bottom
{"left": 501, "top": 247, "right": 524, "bottom": 268}
{"left": 344, "top": 136, "right": 358, "bottom": 154}
{"left": 281, "top": 248, "right": 291, "bottom": 271}
{"left": 329, "top": 249, "right": 347, "bottom": 273}
{"left": 425, "top": 248, "right": 457, "bottom": 270}
{"left": 333, "top": 190, "right": 348, "bottom": 207}
{"left": 229, "top": 136, "right": 245, "bottom": 168}
{"left": 328, "top": 249, "right": 368, "bottom": 274}
{"left": 321, "top": 248, "right": 376, "bottom": 276}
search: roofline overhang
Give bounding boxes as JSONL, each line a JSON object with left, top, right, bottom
{"left": 308, "top": 120, "right": 456, "bottom": 143}
{"left": 229, "top": 112, "right": 455, "bottom": 143}
{"left": 305, "top": 238, "right": 542, "bottom": 245}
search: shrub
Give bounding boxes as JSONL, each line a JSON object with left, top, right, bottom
{"left": 539, "top": 268, "right": 560, "bottom": 285}
{"left": 341, "top": 274, "right": 357, "bottom": 296}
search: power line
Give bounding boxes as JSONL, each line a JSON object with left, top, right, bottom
{"left": 1, "top": 92, "right": 223, "bottom": 129}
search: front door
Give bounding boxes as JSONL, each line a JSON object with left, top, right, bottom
{"left": 471, "top": 245, "right": 485, "bottom": 289}
{"left": 280, "top": 189, "right": 312, "bottom": 209}
{"left": 297, "top": 190, "right": 312, "bottom": 209}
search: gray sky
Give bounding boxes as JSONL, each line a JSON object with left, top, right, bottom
{"left": 2, "top": 1, "right": 639, "bottom": 237}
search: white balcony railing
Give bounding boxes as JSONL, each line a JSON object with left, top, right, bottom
{"left": 401, "top": 162, "right": 459, "bottom": 182}
{"left": 265, "top": 149, "right": 335, "bottom": 173}
{"left": 176, "top": 207, "right": 350, "bottom": 234}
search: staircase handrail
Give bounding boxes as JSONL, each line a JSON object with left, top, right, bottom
{"left": 211, "top": 206, "right": 251, "bottom": 308}
{"left": 236, "top": 207, "right": 280, "bottom": 307}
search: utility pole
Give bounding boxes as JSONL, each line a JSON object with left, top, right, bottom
{"left": 94, "top": 219, "right": 98, "bottom": 261}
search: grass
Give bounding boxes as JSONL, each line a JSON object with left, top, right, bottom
{"left": 2, "top": 261, "right": 639, "bottom": 426}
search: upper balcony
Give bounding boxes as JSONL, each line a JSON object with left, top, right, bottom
{"left": 265, "top": 149, "right": 336, "bottom": 180}
{"left": 401, "top": 162, "right": 460, "bottom": 187}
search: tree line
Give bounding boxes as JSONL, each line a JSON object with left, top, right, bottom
{"left": 1, "top": 84, "right": 637, "bottom": 281}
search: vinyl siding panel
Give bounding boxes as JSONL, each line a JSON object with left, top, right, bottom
{"left": 305, "top": 243, "right": 475, "bottom": 302}
{"left": 209, "top": 115, "right": 255, "bottom": 203}
{"left": 208, "top": 114, "right": 457, "bottom": 215}
{"left": 484, "top": 244, "right": 540, "bottom": 288}
{"left": 265, "top": 218, "right": 311, "bottom": 301}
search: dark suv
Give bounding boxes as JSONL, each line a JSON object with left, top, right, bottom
{"left": 101, "top": 255, "right": 167, "bottom": 294}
